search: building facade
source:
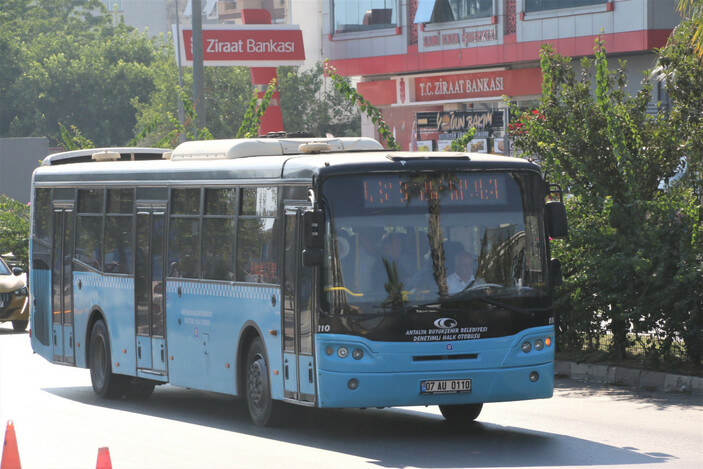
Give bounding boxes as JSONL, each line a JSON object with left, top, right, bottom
{"left": 323, "top": 0, "right": 682, "bottom": 152}
{"left": 0, "top": 138, "right": 49, "bottom": 204}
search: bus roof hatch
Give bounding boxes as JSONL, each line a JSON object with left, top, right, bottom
{"left": 169, "top": 137, "right": 383, "bottom": 161}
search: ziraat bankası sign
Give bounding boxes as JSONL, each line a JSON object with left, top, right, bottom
{"left": 174, "top": 25, "right": 305, "bottom": 66}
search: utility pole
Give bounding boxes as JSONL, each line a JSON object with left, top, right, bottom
{"left": 174, "top": 0, "right": 185, "bottom": 142}
{"left": 191, "top": 0, "right": 206, "bottom": 129}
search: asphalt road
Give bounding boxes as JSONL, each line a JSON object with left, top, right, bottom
{"left": 1, "top": 323, "right": 701, "bottom": 469}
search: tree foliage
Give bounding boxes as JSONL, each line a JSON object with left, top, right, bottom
{"left": 512, "top": 35, "right": 702, "bottom": 366}
{"left": 677, "top": 0, "right": 703, "bottom": 59}
{"left": 1, "top": 0, "right": 164, "bottom": 146}
{"left": 324, "top": 60, "right": 400, "bottom": 150}
{"left": 279, "top": 63, "right": 360, "bottom": 137}
{"left": 0, "top": 195, "right": 30, "bottom": 271}
{"left": 132, "top": 62, "right": 361, "bottom": 144}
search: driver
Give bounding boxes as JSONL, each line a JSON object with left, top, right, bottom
{"left": 447, "top": 251, "right": 482, "bottom": 294}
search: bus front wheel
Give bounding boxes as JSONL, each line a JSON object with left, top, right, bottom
{"left": 439, "top": 403, "right": 483, "bottom": 422}
{"left": 245, "top": 337, "right": 280, "bottom": 426}
{"left": 89, "top": 320, "right": 129, "bottom": 399}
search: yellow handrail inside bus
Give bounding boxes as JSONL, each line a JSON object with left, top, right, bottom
{"left": 324, "top": 287, "right": 364, "bottom": 297}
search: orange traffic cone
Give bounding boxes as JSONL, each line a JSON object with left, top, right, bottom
{"left": 96, "top": 447, "right": 112, "bottom": 469}
{"left": 1, "top": 420, "right": 21, "bottom": 469}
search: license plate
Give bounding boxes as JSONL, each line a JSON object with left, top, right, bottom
{"left": 421, "top": 379, "right": 472, "bottom": 394}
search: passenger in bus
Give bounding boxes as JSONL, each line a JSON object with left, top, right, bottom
{"left": 447, "top": 251, "right": 482, "bottom": 294}
{"left": 355, "top": 227, "right": 383, "bottom": 292}
{"left": 371, "top": 232, "right": 412, "bottom": 288}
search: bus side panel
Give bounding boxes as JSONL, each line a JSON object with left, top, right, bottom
{"left": 166, "top": 281, "right": 282, "bottom": 397}
{"left": 29, "top": 268, "right": 53, "bottom": 361}
{"left": 72, "top": 272, "right": 136, "bottom": 374}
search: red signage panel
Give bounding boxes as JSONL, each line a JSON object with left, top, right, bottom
{"left": 414, "top": 68, "right": 542, "bottom": 102}
{"left": 175, "top": 25, "right": 305, "bottom": 66}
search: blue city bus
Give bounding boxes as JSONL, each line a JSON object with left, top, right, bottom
{"left": 29, "top": 137, "right": 567, "bottom": 425}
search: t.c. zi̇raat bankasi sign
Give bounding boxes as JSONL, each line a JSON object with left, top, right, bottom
{"left": 174, "top": 25, "right": 305, "bottom": 67}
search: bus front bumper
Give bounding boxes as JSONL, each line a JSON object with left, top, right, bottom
{"left": 316, "top": 362, "right": 554, "bottom": 408}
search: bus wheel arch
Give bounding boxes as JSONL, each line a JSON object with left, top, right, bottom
{"left": 85, "top": 307, "right": 107, "bottom": 367}
{"left": 236, "top": 322, "right": 265, "bottom": 398}
{"left": 237, "top": 322, "right": 282, "bottom": 426}
{"left": 87, "top": 311, "right": 129, "bottom": 398}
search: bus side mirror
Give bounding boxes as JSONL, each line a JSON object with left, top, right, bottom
{"left": 303, "top": 210, "right": 325, "bottom": 250}
{"left": 550, "top": 258, "right": 562, "bottom": 287}
{"left": 545, "top": 201, "right": 568, "bottom": 239}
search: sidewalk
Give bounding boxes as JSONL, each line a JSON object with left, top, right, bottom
{"left": 555, "top": 360, "right": 703, "bottom": 395}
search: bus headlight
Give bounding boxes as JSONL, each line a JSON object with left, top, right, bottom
{"left": 521, "top": 341, "right": 532, "bottom": 353}
{"left": 534, "top": 339, "right": 544, "bottom": 351}
{"left": 337, "top": 347, "right": 349, "bottom": 358}
{"left": 352, "top": 348, "right": 364, "bottom": 360}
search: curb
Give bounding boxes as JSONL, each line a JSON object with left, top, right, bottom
{"left": 554, "top": 360, "right": 703, "bottom": 395}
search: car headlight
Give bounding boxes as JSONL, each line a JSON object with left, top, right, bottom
{"left": 14, "top": 287, "right": 28, "bottom": 297}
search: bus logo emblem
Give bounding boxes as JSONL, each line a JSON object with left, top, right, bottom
{"left": 434, "top": 318, "right": 457, "bottom": 329}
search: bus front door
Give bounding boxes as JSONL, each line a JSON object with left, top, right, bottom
{"left": 135, "top": 206, "right": 167, "bottom": 376}
{"left": 282, "top": 207, "right": 316, "bottom": 403}
{"left": 51, "top": 205, "right": 74, "bottom": 364}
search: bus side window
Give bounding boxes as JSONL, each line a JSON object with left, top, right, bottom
{"left": 202, "top": 188, "right": 236, "bottom": 281}
{"left": 76, "top": 189, "right": 104, "bottom": 270}
{"left": 236, "top": 187, "right": 280, "bottom": 284}
{"left": 169, "top": 188, "right": 202, "bottom": 279}
{"left": 105, "top": 189, "right": 134, "bottom": 274}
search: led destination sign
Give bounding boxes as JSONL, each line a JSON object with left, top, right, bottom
{"left": 362, "top": 174, "right": 508, "bottom": 209}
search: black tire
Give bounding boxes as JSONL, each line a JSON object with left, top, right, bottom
{"left": 245, "top": 337, "right": 280, "bottom": 426}
{"left": 439, "top": 403, "right": 483, "bottom": 422}
{"left": 89, "top": 320, "right": 129, "bottom": 399}
{"left": 12, "top": 320, "right": 28, "bottom": 332}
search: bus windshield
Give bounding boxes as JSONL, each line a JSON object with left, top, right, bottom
{"left": 320, "top": 171, "right": 550, "bottom": 340}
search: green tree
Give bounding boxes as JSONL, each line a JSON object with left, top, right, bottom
{"left": 324, "top": 60, "right": 399, "bottom": 150}
{"left": 512, "top": 38, "right": 701, "bottom": 365}
{"left": 1, "top": 0, "right": 165, "bottom": 146}
{"left": 655, "top": 20, "right": 703, "bottom": 198}
{"left": 279, "top": 63, "right": 360, "bottom": 137}
{"left": 678, "top": 0, "right": 703, "bottom": 58}
{"left": 0, "top": 195, "right": 30, "bottom": 271}
{"left": 133, "top": 62, "right": 361, "bottom": 144}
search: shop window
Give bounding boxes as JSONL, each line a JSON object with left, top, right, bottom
{"left": 524, "top": 0, "right": 606, "bottom": 13}
{"left": 414, "top": 0, "right": 492, "bottom": 24}
{"left": 333, "top": 0, "right": 397, "bottom": 33}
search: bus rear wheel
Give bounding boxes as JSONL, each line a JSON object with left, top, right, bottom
{"left": 89, "top": 320, "right": 129, "bottom": 399}
{"left": 439, "top": 403, "right": 483, "bottom": 422}
{"left": 245, "top": 337, "right": 280, "bottom": 426}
